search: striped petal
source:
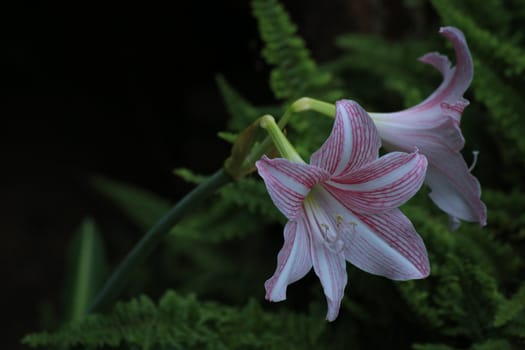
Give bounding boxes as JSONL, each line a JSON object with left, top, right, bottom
{"left": 397, "top": 26, "right": 473, "bottom": 122}
{"left": 421, "top": 27, "right": 473, "bottom": 113}
{"left": 374, "top": 110, "right": 465, "bottom": 152}
{"left": 369, "top": 26, "right": 473, "bottom": 126}
{"left": 426, "top": 158, "right": 487, "bottom": 226}
{"left": 324, "top": 151, "right": 427, "bottom": 214}
{"left": 310, "top": 238, "right": 348, "bottom": 321}
{"left": 303, "top": 190, "right": 429, "bottom": 281}
{"left": 346, "top": 210, "right": 430, "bottom": 280}
{"left": 311, "top": 100, "right": 380, "bottom": 177}
{"left": 256, "top": 156, "right": 330, "bottom": 219}
{"left": 368, "top": 27, "right": 486, "bottom": 228}
{"left": 265, "top": 220, "right": 312, "bottom": 302}
{"left": 374, "top": 117, "right": 485, "bottom": 226}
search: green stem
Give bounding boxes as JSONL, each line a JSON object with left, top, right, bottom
{"left": 278, "top": 97, "right": 335, "bottom": 128}
{"left": 88, "top": 168, "right": 232, "bottom": 313}
{"left": 260, "top": 115, "right": 304, "bottom": 162}
{"left": 89, "top": 97, "right": 334, "bottom": 313}
{"left": 243, "top": 97, "right": 335, "bottom": 167}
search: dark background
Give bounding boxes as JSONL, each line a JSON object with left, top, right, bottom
{"left": 2, "top": 1, "right": 433, "bottom": 348}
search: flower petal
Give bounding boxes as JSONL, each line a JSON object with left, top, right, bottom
{"left": 372, "top": 117, "right": 486, "bottom": 226}
{"left": 435, "top": 27, "right": 473, "bottom": 105}
{"left": 324, "top": 151, "right": 427, "bottom": 214}
{"left": 304, "top": 190, "right": 429, "bottom": 280}
{"left": 311, "top": 100, "right": 380, "bottom": 177}
{"left": 256, "top": 156, "right": 330, "bottom": 219}
{"left": 370, "top": 26, "right": 473, "bottom": 126}
{"left": 265, "top": 220, "right": 312, "bottom": 302}
{"left": 419, "top": 51, "right": 451, "bottom": 77}
{"left": 411, "top": 27, "right": 473, "bottom": 120}
{"left": 426, "top": 160, "right": 487, "bottom": 226}
{"left": 346, "top": 210, "right": 430, "bottom": 280}
{"left": 309, "top": 238, "right": 347, "bottom": 321}
{"left": 373, "top": 109, "right": 465, "bottom": 151}
{"left": 378, "top": 119, "right": 483, "bottom": 226}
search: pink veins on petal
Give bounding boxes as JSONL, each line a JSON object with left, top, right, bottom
{"left": 369, "top": 26, "right": 487, "bottom": 229}
{"left": 256, "top": 100, "right": 429, "bottom": 321}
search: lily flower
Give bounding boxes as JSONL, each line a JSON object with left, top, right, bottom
{"left": 368, "top": 27, "right": 487, "bottom": 229}
{"left": 256, "top": 100, "right": 429, "bottom": 321}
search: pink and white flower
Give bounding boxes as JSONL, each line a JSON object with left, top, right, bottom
{"left": 256, "top": 100, "right": 429, "bottom": 321}
{"left": 369, "top": 27, "right": 487, "bottom": 229}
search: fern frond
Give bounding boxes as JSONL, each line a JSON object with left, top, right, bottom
{"left": 216, "top": 74, "right": 262, "bottom": 132}
{"left": 494, "top": 282, "right": 525, "bottom": 327}
{"left": 251, "top": 0, "right": 335, "bottom": 101}
{"left": 23, "top": 290, "right": 327, "bottom": 350}
{"left": 483, "top": 189, "right": 525, "bottom": 241}
{"left": 399, "top": 201, "right": 510, "bottom": 339}
{"left": 502, "top": 317, "right": 525, "bottom": 340}
{"left": 170, "top": 178, "right": 282, "bottom": 242}
{"left": 470, "top": 338, "right": 513, "bottom": 350}
{"left": 173, "top": 168, "right": 207, "bottom": 185}
{"left": 171, "top": 199, "right": 263, "bottom": 242}
{"left": 219, "top": 177, "right": 283, "bottom": 224}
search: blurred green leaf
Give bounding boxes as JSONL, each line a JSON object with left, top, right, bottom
{"left": 494, "top": 282, "right": 525, "bottom": 327}
{"left": 92, "top": 176, "right": 171, "bottom": 231}
{"left": 173, "top": 168, "right": 207, "bottom": 185}
{"left": 64, "top": 218, "right": 107, "bottom": 322}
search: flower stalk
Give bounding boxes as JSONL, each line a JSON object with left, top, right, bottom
{"left": 89, "top": 97, "right": 333, "bottom": 314}
{"left": 278, "top": 97, "right": 336, "bottom": 127}
{"left": 88, "top": 168, "right": 232, "bottom": 313}
{"left": 260, "top": 115, "right": 304, "bottom": 162}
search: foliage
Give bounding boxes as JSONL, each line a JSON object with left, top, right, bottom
{"left": 216, "top": 74, "right": 265, "bottom": 133}
{"left": 93, "top": 171, "right": 279, "bottom": 243}
{"left": 64, "top": 219, "right": 107, "bottom": 322}
{"left": 23, "top": 290, "right": 327, "bottom": 350}
{"left": 92, "top": 176, "right": 171, "bottom": 229}
{"left": 251, "top": 0, "right": 336, "bottom": 101}
{"left": 493, "top": 281, "right": 525, "bottom": 328}
{"left": 25, "top": 0, "right": 525, "bottom": 349}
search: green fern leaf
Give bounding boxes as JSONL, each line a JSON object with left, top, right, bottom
{"left": 251, "top": 0, "right": 334, "bottom": 100}
{"left": 92, "top": 176, "right": 171, "bottom": 231}
{"left": 216, "top": 74, "right": 262, "bottom": 132}
{"left": 23, "top": 290, "right": 327, "bottom": 349}
{"left": 173, "top": 168, "right": 207, "bottom": 185}
{"left": 399, "top": 201, "right": 509, "bottom": 339}
{"left": 494, "top": 282, "right": 525, "bottom": 327}
{"left": 470, "top": 338, "right": 513, "bottom": 350}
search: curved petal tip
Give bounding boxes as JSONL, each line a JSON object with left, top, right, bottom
{"left": 439, "top": 26, "right": 466, "bottom": 42}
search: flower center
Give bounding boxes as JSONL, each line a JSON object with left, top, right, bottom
{"left": 303, "top": 186, "right": 358, "bottom": 253}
